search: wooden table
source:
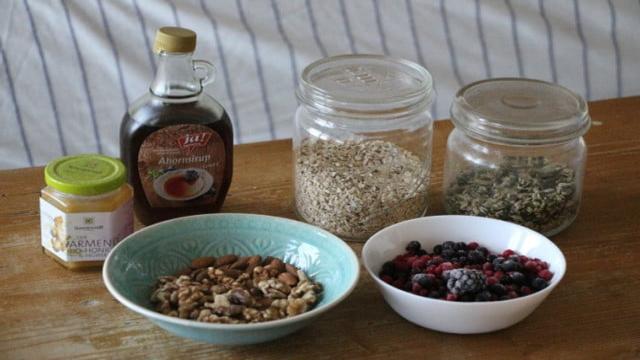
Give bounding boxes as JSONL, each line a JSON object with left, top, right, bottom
{"left": 1, "top": 97, "right": 639, "bottom": 359}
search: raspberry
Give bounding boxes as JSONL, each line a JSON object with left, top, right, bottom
{"left": 446, "top": 293, "right": 458, "bottom": 301}
{"left": 467, "top": 242, "right": 479, "bottom": 250}
{"left": 538, "top": 269, "right": 553, "bottom": 281}
{"left": 381, "top": 275, "right": 393, "bottom": 284}
{"left": 440, "top": 262, "right": 454, "bottom": 272}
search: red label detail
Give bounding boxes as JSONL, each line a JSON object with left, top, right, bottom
{"left": 177, "top": 132, "right": 212, "bottom": 150}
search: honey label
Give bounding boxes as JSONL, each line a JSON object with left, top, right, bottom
{"left": 39, "top": 198, "right": 133, "bottom": 262}
{"left": 138, "top": 125, "right": 225, "bottom": 208}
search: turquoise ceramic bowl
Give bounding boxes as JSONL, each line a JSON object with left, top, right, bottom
{"left": 103, "top": 213, "right": 359, "bottom": 345}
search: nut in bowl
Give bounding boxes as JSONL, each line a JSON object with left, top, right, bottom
{"left": 362, "top": 215, "right": 566, "bottom": 334}
{"left": 103, "top": 214, "right": 359, "bottom": 345}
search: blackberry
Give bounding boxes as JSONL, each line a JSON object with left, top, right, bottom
{"left": 380, "top": 261, "right": 395, "bottom": 276}
{"left": 433, "top": 244, "right": 443, "bottom": 254}
{"left": 444, "top": 269, "right": 486, "bottom": 295}
{"left": 406, "top": 241, "right": 422, "bottom": 253}
{"left": 475, "top": 290, "right": 492, "bottom": 302}
{"left": 442, "top": 241, "right": 455, "bottom": 249}
{"left": 488, "top": 283, "right": 507, "bottom": 296}
{"left": 455, "top": 242, "right": 467, "bottom": 251}
{"left": 468, "top": 250, "right": 486, "bottom": 264}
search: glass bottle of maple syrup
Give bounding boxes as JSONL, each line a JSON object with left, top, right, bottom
{"left": 120, "top": 27, "right": 233, "bottom": 225}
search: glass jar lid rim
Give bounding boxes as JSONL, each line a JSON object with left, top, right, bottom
{"left": 297, "top": 54, "right": 433, "bottom": 115}
{"left": 450, "top": 78, "right": 591, "bottom": 144}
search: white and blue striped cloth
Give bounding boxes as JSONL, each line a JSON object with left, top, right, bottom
{"left": 1, "top": 0, "right": 639, "bottom": 169}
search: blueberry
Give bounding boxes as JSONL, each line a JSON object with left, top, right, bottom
{"left": 475, "top": 290, "right": 492, "bottom": 302}
{"left": 531, "top": 277, "right": 548, "bottom": 291}
{"left": 492, "top": 256, "right": 505, "bottom": 268}
{"left": 433, "top": 245, "right": 443, "bottom": 255}
{"left": 442, "top": 248, "right": 456, "bottom": 259}
{"left": 428, "top": 291, "right": 440, "bottom": 298}
{"left": 487, "top": 254, "right": 497, "bottom": 262}
{"left": 478, "top": 246, "right": 489, "bottom": 256}
{"left": 509, "top": 271, "right": 526, "bottom": 285}
{"left": 489, "top": 283, "right": 507, "bottom": 296}
{"left": 412, "top": 273, "right": 434, "bottom": 288}
{"left": 406, "top": 241, "right": 422, "bottom": 253}
{"left": 509, "top": 255, "right": 520, "bottom": 262}
{"left": 457, "top": 256, "right": 468, "bottom": 265}
{"left": 500, "top": 259, "right": 520, "bottom": 272}
{"left": 442, "top": 241, "right": 455, "bottom": 249}
{"left": 381, "top": 261, "right": 395, "bottom": 276}
{"left": 468, "top": 250, "right": 486, "bottom": 264}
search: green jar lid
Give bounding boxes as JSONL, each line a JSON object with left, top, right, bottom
{"left": 44, "top": 154, "right": 126, "bottom": 196}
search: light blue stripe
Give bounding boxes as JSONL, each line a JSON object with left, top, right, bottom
{"left": 405, "top": 0, "right": 438, "bottom": 119}
{"left": 339, "top": 0, "right": 356, "bottom": 53}
{"left": 505, "top": 0, "right": 524, "bottom": 77}
{"left": 372, "top": 0, "right": 389, "bottom": 55}
{"left": 236, "top": 0, "right": 276, "bottom": 139}
{"left": 97, "top": 0, "right": 129, "bottom": 108}
{"left": 132, "top": 0, "right": 156, "bottom": 74}
{"left": 0, "top": 39, "right": 33, "bottom": 166}
{"left": 573, "top": 0, "right": 591, "bottom": 99}
{"left": 62, "top": 0, "right": 102, "bottom": 153}
{"left": 475, "top": 0, "right": 492, "bottom": 78}
{"left": 23, "top": 0, "right": 66, "bottom": 155}
{"left": 607, "top": 0, "right": 622, "bottom": 97}
{"left": 538, "top": 0, "right": 557, "bottom": 83}
{"left": 167, "top": 0, "right": 180, "bottom": 27}
{"left": 305, "top": 0, "right": 328, "bottom": 58}
{"left": 439, "top": 0, "right": 463, "bottom": 86}
{"left": 201, "top": 0, "right": 241, "bottom": 143}
{"left": 271, "top": 0, "right": 298, "bottom": 88}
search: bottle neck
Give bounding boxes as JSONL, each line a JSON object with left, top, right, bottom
{"left": 150, "top": 52, "right": 201, "bottom": 99}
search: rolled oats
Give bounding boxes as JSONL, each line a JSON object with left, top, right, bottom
{"left": 294, "top": 139, "right": 429, "bottom": 240}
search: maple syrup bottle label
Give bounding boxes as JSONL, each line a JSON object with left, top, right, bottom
{"left": 137, "top": 124, "right": 225, "bottom": 208}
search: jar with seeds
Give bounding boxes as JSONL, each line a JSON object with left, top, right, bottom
{"left": 293, "top": 55, "right": 434, "bottom": 241}
{"left": 443, "top": 78, "right": 591, "bottom": 236}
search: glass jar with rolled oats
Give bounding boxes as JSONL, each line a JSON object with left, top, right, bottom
{"left": 293, "top": 54, "right": 434, "bottom": 241}
{"left": 443, "top": 78, "right": 591, "bottom": 236}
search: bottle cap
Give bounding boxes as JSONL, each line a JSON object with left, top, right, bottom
{"left": 44, "top": 154, "right": 126, "bottom": 196}
{"left": 153, "top": 27, "right": 197, "bottom": 54}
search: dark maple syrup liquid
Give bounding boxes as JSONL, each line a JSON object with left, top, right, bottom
{"left": 120, "top": 96, "right": 233, "bottom": 225}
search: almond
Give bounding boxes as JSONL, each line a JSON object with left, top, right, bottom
{"left": 190, "top": 256, "right": 216, "bottom": 269}
{"left": 230, "top": 257, "right": 249, "bottom": 270}
{"left": 269, "top": 258, "right": 285, "bottom": 272}
{"left": 285, "top": 263, "right": 298, "bottom": 275}
{"left": 215, "top": 254, "right": 238, "bottom": 267}
{"left": 278, "top": 272, "right": 298, "bottom": 286}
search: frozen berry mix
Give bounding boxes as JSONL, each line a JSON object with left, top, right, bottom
{"left": 378, "top": 241, "right": 553, "bottom": 302}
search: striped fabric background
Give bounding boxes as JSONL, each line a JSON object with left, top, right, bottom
{"left": 1, "top": 0, "right": 639, "bottom": 169}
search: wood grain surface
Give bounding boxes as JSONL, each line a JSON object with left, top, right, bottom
{"left": 1, "top": 97, "right": 639, "bottom": 360}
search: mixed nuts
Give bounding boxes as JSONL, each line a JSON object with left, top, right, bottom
{"left": 151, "top": 254, "right": 323, "bottom": 323}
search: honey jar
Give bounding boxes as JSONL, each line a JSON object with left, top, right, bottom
{"left": 40, "top": 154, "right": 134, "bottom": 270}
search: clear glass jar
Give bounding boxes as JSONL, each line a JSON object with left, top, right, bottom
{"left": 293, "top": 54, "right": 434, "bottom": 241}
{"left": 443, "top": 78, "right": 591, "bottom": 236}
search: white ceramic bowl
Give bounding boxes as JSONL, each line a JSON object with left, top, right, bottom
{"left": 362, "top": 215, "right": 566, "bottom": 334}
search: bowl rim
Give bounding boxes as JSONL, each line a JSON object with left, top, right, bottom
{"left": 362, "top": 215, "right": 566, "bottom": 307}
{"left": 103, "top": 213, "right": 360, "bottom": 330}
